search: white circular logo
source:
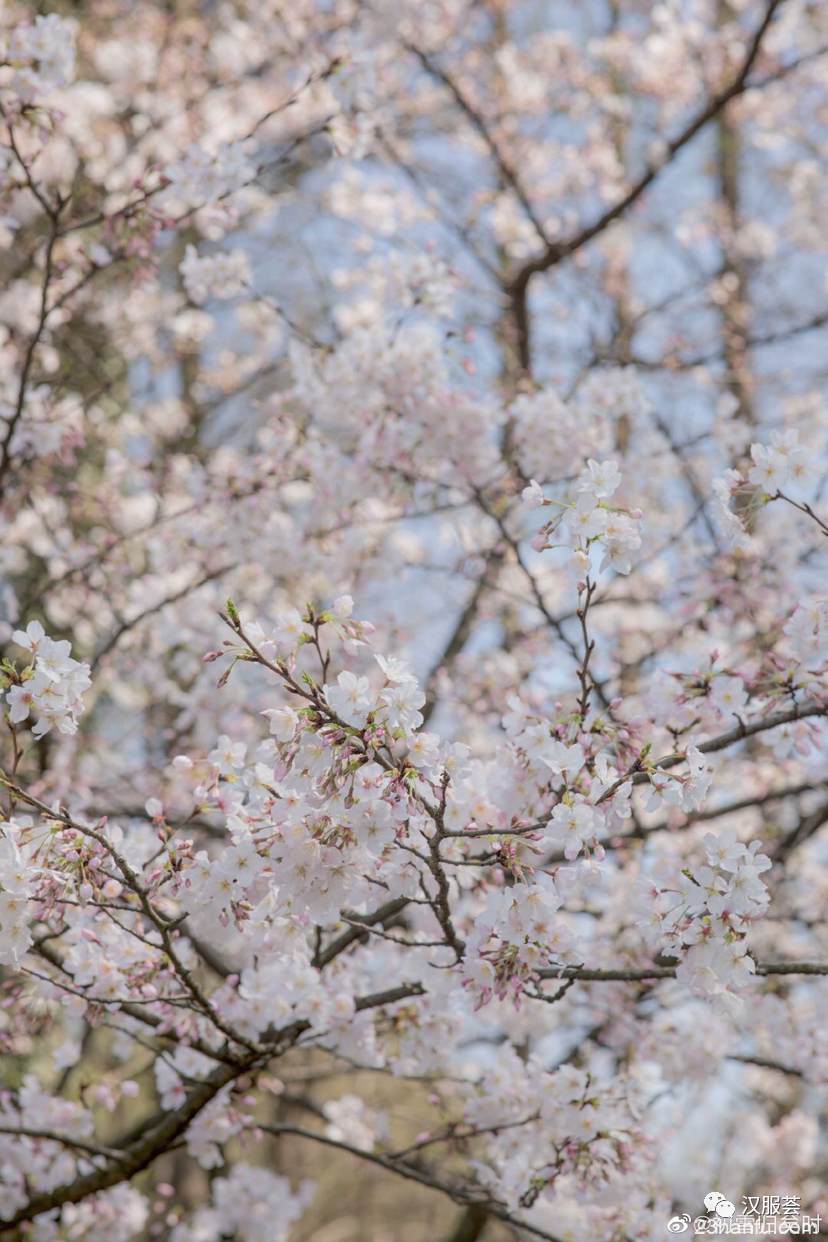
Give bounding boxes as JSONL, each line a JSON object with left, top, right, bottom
{"left": 667, "top": 1215, "right": 691, "bottom": 1233}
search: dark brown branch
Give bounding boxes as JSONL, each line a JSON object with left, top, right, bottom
{"left": 728, "top": 1054, "right": 803, "bottom": 1077}
{"left": 422, "top": 552, "right": 504, "bottom": 726}
{"left": 90, "top": 566, "right": 234, "bottom": 672}
{"left": 405, "top": 44, "right": 550, "bottom": 249}
{"left": 5, "top": 1055, "right": 255, "bottom": 1228}
{"left": 316, "top": 897, "right": 411, "bottom": 968}
{"left": 257, "top": 1123, "right": 566, "bottom": 1242}
{"left": 772, "top": 796, "right": 828, "bottom": 864}
{"left": 0, "top": 187, "right": 63, "bottom": 497}
{"left": 536, "top": 961, "right": 828, "bottom": 981}
{"left": 504, "top": 0, "right": 785, "bottom": 369}
{"left": 0, "top": 1126, "right": 128, "bottom": 1164}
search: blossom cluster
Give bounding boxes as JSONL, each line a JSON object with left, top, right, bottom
{"left": 712, "top": 429, "right": 823, "bottom": 548}
{"left": 179, "top": 244, "right": 252, "bottom": 306}
{"left": 0, "top": 1076, "right": 96, "bottom": 1221}
{"left": 322, "top": 1093, "right": 388, "bottom": 1152}
{"left": 635, "top": 830, "right": 772, "bottom": 1014}
{"left": 524, "top": 458, "right": 643, "bottom": 577}
{"left": 6, "top": 387, "right": 84, "bottom": 462}
{"left": 4, "top": 621, "right": 91, "bottom": 738}
{"left": 163, "top": 141, "right": 255, "bottom": 209}
{"left": 0, "top": 559, "right": 814, "bottom": 1237}
{"left": 746, "top": 430, "right": 821, "bottom": 494}
{"left": 171, "top": 1164, "right": 315, "bottom": 1242}
{"left": 0, "top": 824, "right": 37, "bottom": 966}
{"left": 464, "top": 872, "right": 577, "bottom": 1006}
{"left": 4, "top": 13, "right": 76, "bottom": 103}
{"left": 465, "top": 1046, "right": 643, "bottom": 1213}
{"left": 784, "top": 598, "right": 828, "bottom": 664}
{"left": 3, "top": 0, "right": 828, "bottom": 1232}
{"left": 648, "top": 666, "right": 750, "bottom": 733}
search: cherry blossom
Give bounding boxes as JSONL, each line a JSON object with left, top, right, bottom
{"left": 1, "top": 0, "right": 828, "bottom": 1236}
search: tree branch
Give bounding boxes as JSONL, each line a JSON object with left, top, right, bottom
{"left": 257, "top": 1122, "right": 566, "bottom": 1242}
{"left": 505, "top": 0, "right": 785, "bottom": 369}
